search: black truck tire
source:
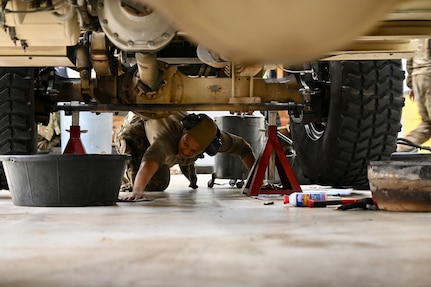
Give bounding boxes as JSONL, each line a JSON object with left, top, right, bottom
{"left": 0, "top": 68, "right": 37, "bottom": 190}
{"left": 291, "top": 60, "right": 405, "bottom": 187}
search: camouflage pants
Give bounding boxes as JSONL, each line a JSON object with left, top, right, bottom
{"left": 405, "top": 73, "right": 431, "bottom": 146}
{"left": 114, "top": 115, "right": 198, "bottom": 191}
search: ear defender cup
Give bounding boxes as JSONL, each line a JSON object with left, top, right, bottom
{"left": 181, "top": 113, "right": 222, "bottom": 156}
{"left": 205, "top": 128, "right": 221, "bottom": 156}
{"left": 181, "top": 113, "right": 200, "bottom": 130}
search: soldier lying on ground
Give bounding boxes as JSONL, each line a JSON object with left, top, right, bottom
{"left": 115, "top": 111, "right": 255, "bottom": 201}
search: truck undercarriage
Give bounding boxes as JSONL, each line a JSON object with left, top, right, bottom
{"left": 1, "top": 0, "right": 431, "bottom": 189}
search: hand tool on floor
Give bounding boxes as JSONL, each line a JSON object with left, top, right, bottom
{"left": 307, "top": 198, "right": 362, "bottom": 208}
{"left": 307, "top": 197, "right": 378, "bottom": 210}
{"left": 336, "top": 197, "right": 377, "bottom": 210}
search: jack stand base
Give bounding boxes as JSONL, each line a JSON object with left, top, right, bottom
{"left": 243, "top": 125, "right": 301, "bottom": 196}
{"left": 63, "top": 125, "right": 86, "bottom": 154}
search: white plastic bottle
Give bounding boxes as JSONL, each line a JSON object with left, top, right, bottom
{"left": 284, "top": 192, "right": 327, "bottom": 207}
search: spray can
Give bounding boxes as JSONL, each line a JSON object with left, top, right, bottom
{"left": 283, "top": 192, "right": 327, "bottom": 207}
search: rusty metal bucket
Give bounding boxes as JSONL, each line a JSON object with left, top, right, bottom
{"left": 368, "top": 154, "right": 431, "bottom": 211}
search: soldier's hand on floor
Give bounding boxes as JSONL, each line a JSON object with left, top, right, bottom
{"left": 121, "top": 191, "right": 148, "bottom": 201}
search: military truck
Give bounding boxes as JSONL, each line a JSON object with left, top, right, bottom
{"left": 1, "top": 0, "right": 430, "bottom": 189}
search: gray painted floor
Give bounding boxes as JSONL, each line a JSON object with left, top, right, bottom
{"left": 1, "top": 174, "right": 431, "bottom": 287}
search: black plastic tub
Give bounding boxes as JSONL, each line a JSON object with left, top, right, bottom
{"left": 0, "top": 154, "right": 130, "bottom": 207}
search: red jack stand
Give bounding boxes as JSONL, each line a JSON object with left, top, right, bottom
{"left": 243, "top": 113, "right": 302, "bottom": 196}
{"left": 63, "top": 111, "right": 87, "bottom": 154}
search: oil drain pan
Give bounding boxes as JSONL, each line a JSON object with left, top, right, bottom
{"left": 0, "top": 154, "right": 130, "bottom": 207}
{"left": 368, "top": 153, "right": 431, "bottom": 212}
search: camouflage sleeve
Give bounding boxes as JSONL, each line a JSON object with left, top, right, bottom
{"left": 142, "top": 146, "right": 169, "bottom": 168}
{"left": 141, "top": 112, "right": 184, "bottom": 167}
{"left": 427, "top": 38, "right": 431, "bottom": 59}
{"left": 142, "top": 134, "right": 176, "bottom": 168}
{"left": 406, "top": 57, "right": 413, "bottom": 89}
{"left": 218, "top": 131, "right": 254, "bottom": 159}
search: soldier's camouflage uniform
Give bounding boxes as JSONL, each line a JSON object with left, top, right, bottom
{"left": 37, "top": 112, "right": 61, "bottom": 152}
{"left": 115, "top": 111, "right": 253, "bottom": 192}
{"left": 403, "top": 39, "right": 431, "bottom": 148}
{"left": 115, "top": 112, "right": 197, "bottom": 191}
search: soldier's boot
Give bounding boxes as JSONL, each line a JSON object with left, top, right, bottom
{"left": 179, "top": 164, "right": 198, "bottom": 189}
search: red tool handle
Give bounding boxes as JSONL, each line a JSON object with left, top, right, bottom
{"left": 308, "top": 199, "right": 362, "bottom": 208}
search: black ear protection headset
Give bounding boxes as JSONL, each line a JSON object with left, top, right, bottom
{"left": 181, "top": 113, "right": 222, "bottom": 156}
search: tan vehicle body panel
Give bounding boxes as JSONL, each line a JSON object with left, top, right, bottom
{"left": 1, "top": 0, "right": 431, "bottom": 66}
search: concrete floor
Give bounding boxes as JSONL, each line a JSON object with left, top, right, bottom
{"left": 1, "top": 174, "right": 431, "bottom": 287}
